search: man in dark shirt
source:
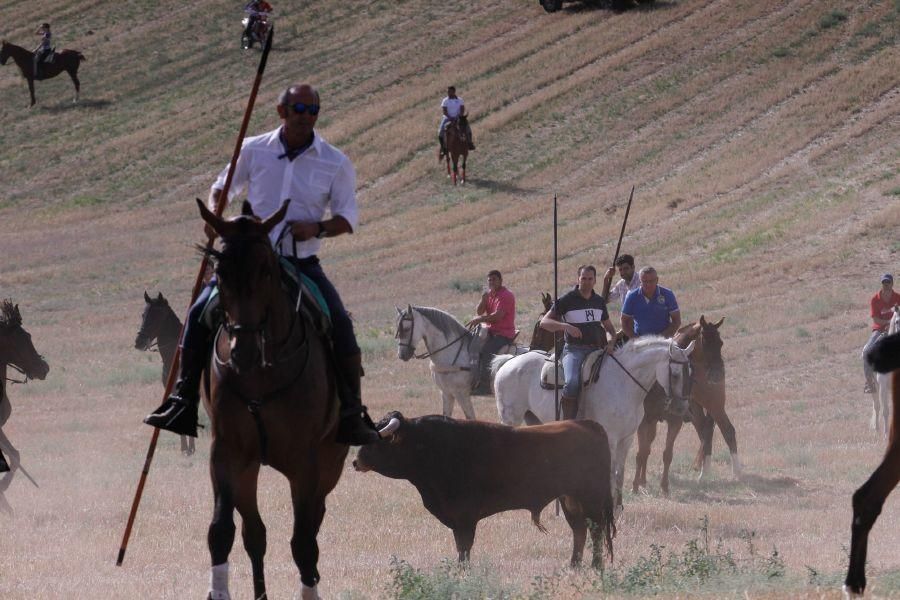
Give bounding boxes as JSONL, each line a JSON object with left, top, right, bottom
{"left": 539, "top": 265, "right": 617, "bottom": 419}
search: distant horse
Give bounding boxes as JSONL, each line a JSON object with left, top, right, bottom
{"left": 530, "top": 292, "right": 563, "bottom": 354}
{"left": 845, "top": 331, "right": 900, "bottom": 597}
{"left": 395, "top": 305, "right": 525, "bottom": 419}
{"left": 493, "top": 337, "right": 694, "bottom": 509}
{"left": 196, "top": 199, "right": 348, "bottom": 600}
{"left": 134, "top": 291, "right": 195, "bottom": 456}
{"left": 871, "top": 306, "right": 898, "bottom": 439}
{"left": 441, "top": 115, "right": 469, "bottom": 185}
{"left": 0, "top": 40, "right": 85, "bottom": 107}
{"left": 0, "top": 299, "right": 49, "bottom": 508}
{"left": 632, "top": 316, "right": 737, "bottom": 497}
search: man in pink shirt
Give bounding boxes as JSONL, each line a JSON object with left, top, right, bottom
{"left": 863, "top": 273, "right": 900, "bottom": 393}
{"left": 467, "top": 270, "right": 516, "bottom": 394}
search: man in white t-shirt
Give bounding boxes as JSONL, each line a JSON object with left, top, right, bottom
{"left": 438, "top": 86, "right": 475, "bottom": 155}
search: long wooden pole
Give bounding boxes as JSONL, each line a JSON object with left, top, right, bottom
{"left": 116, "top": 27, "right": 275, "bottom": 567}
{"left": 553, "top": 193, "right": 560, "bottom": 422}
{"left": 601, "top": 185, "right": 635, "bottom": 303}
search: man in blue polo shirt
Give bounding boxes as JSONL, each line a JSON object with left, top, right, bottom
{"left": 621, "top": 266, "right": 681, "bottom": 339}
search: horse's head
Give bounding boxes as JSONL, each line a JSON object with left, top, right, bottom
{"left": 395, "top": 305, "right": 424, "bottom": 361}
{"left": 698, "top": 315, "right": 725, "bottom": 384}
{"left": 198, "top": 199, "right": 289, "bottom": 373}
{"left": 0, "top": 300, "right": 49, "bottom": 381}
{"left": 0, "top": 41, "right": 9, "bottom": 65}
{"left": 655, "top": 340, "right": 695, "bottom": 417}
{"left": 135, "top": 291, "right": 170, "bottom": 350}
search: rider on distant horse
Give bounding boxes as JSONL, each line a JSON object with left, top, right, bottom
{"left": 539, "top": 265, "right": 617, "bottom": 420}
{"left": 602, "top": 254, "right": 639, "bottom": 310}
{"left": 466, "top": 270, "right": 516, "bottom": 395}
{"left": 862, "top": 273, "right": 900, "bottom": 394}
{"left": 621, "top": 266, "right": 681, "bottom": 341}
{"left": 32, "top": 23, "right": 52, "bottom": 78}
{"left": 439, "top": 86, "right": 475, "bottom": 155}
{"left": 145, "top": 83, "right": 380, "bottom": 446}
{"left": 243, "top": 0, "right": 273, "bottom": 40}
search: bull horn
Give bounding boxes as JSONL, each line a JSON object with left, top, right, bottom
{"left": 377, "top": 417, "right": 400, "bottom": 438}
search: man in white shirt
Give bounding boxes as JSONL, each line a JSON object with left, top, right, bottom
{"left": 438, "top": 86, "right": 475, "bottom": 155}
{"left": 602, "top": 254, "right": 639, "bottom": 310}
{"left": 145, "top": 83, "right": 380, "bottom": 445}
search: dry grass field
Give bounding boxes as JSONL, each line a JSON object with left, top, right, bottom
{"left": 1, "top": 0, "right": 899, "bottom": 597}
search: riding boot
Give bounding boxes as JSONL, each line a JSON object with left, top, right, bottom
{"left": 143, "top": 346, "right": 205, "bottom": 437}
{"left": 471, "top": 358, "right": 492, "bottom": 395}
{"left": 0, "top": 449, "right": 9, "bottom": 473}
{"left": 334, "top": 353, "right": 380, "bottom": 446}
{"left": 561, "top": 396, "right": 578, "bottom": 420}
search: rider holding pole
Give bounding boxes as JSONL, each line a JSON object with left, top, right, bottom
{"left": 32, "top": 23, "right": 51, "bottom": 77}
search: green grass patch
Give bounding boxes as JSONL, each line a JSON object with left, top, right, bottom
{"left": 819, "top": 10, "right": 848, "bottom": 30}
{"left": 771, "top": 47, "right": 790, "bottom": 58}
{"left": 451, "top": 279, "right": 483, "bottom": 293}
{"left": 796, "top": 327, "right": 811, "bottom": 338}
{"left": 886, "top": 187, "right": 900, "bottom": 197}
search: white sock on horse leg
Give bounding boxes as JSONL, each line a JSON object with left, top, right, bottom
{"left": 209, "top": 562, "right": 230, "bottom": 600}
{"left": 731, "top": 452, "right": 742, "bottom": 477}
{"left": 300, "top": 582, "right": 320, "bottom": 600}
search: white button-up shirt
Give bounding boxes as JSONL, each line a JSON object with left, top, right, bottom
{"left": 212, "top": 127, "right": 358, "bottom": 258}
{"left": 607, "top": 271, "right": 640, "bottom": 306}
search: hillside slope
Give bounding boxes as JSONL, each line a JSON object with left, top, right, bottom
{"left": 1, "top": 0, "right": 899, "bottom": 597}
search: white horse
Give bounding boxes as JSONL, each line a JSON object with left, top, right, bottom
{"left": 396, "top": 305, "right": 517, "bottom": 419}
{"left": 492, "top": 336, "right": 694, "bottom": 507}
{"left": 872, "top": 306, "right": 899, "bottom": 439}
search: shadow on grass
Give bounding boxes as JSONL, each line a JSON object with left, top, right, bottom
{"left": 560, "top": 0, "right": 676, "bottom": 13}
{"left": 664, "top": 472, "right": 802, "bottom": 504}
{"left": 462, "top": 177, "right": 533, "bottom": 194}
{"left": 41, "top": 98, "right": 112, "bottom": 113}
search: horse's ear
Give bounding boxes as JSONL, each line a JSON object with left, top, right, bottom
{"left": 712, "top": 317, "right": 725, "bottom": 328}
{"left": 699, "top": 314, "right": 707, "bottom": 327}
{"left": 144, "top": 291, "right": 151, "bottom": 302}
{"left": 156, "top": 292, "right": 164, "bottom": 302}
{"left": 395, "top": 305, "right": 402, "bottom": 316}
{"left": 196, "top": 198, "right": 226, "bottom": 236}
{"left": 260, "top": 199, "right": 290, "bottom": 235}
{"left": 407, "top": 304, "right": 413, "bottom": 314}
{"left": 241, "top": 200, "right": 256, "bottom": 217}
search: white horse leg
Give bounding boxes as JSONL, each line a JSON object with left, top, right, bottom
{"left": 730, "top": 452, "right": 742, "bottom": 478}
{"left": 698, "top": 455, "right": 712, "bottom": 482}
{"left": 458, "top": 392, "right": 476, "bottom": 420}
{"left": 441, "top": 390, "right": 455, "bottom": 418}
{"left": 299, "top": 582, "right": 321, "bottom": 600}
{"left": 208, "top": 562, "right": 231, "bottom": 600}
{"left": 870, "top": 385, "right": 880, "bottom": 432}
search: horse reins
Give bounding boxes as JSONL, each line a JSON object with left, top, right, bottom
{"left": 397, "top": 308, "right": 473, "bottom": 367}
{"left": 2, "top": 363, "right": 29, "bottom": 385}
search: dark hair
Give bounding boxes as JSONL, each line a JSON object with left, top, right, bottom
{"left": 578, "top": 265, "right": 597, "bottom": 277}
{"left": 615, "top": 254, "right": 634, "bottom": 267}
{"left": 42, "top": 23, "right": 50, "bottom": 29}
{"left": 487, "top": 270, "right": 502, "bottom": 281}
{"left": 448, "top": 86, "right": 456, "bottom": 92}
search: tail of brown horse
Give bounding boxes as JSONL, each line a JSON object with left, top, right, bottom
{"left": 845, "top": 334, "right": 900, "bottom": 596}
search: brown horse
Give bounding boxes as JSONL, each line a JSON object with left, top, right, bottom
{"left": 442, "top": 114, "right": 469, "bottom": 185}
{"left": 529, "top": 292, "right": 557, "bottom": 353}
{"left": 0, "top": 299, "right": 49, "bottom": 480}
{"left": 0, "top": 40, "right": 85, "bottom": 107}
{"left": 196, "top": 199, "right": 348, "bottom": 600}
{"left": 632, "top": 316, "right": 736, "bottom": 497}
{"left": 134, "top": 291, "right": 195, "bottom": 456}
{"left": 845, "top": 332, "right": 900, "bottom": 597}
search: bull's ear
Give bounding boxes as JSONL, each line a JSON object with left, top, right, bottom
{"left": 144, "top": 291, "right": 151, "bottom": 303}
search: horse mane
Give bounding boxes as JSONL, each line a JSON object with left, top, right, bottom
{"left": 617, "top": 335, "right": 669, "bottom": 358}
{"left": 414, "top": 306, "right": 470, "bottom": 339}
{"left": 0, "top": 299, "right": 21, "bottom": 328}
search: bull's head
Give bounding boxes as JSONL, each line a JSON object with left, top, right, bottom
{"left": 352, "top": 411, "right": 406, "bottom": 477}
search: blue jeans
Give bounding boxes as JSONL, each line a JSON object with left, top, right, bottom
{"left": 562, "top": 344, "right": 596, "bottom": 399}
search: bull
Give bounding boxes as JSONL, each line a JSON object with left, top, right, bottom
{"left": 354, "top": 412, "right": 616, "bottom": 569}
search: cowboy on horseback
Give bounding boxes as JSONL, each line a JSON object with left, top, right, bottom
{"left": 621, "top": 267, "right": 681, "bottom": 340}
{"left": 466, "top": 270, "right": 516, "bottom": 395}
{"left": 862, "top": 273, "right": 900, "bottom": 394}
{"left": 32, "top": 23, "right": 52, "bottom": 78}
{"left": 243, "top": 0, "right": 273, "bottom": 42}
{"left": 145, "top": 83, "right": 380, "bottom": 446}
{"left": 438, "top": 86, "right": 475, "bottom": 155}
{"left": 539, "top": 265, "right": 617, "bottom": 420}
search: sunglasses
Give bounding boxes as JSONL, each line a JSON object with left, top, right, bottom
{"left": 285, "top": 102, "right": 320, "bottom": 116}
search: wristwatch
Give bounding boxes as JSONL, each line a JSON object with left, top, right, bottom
{"left": 316, "top": 222, "right": 327, "bottom": 239}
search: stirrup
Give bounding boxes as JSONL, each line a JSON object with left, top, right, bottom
{"left": 144, "top": 397, "right": 200, "bottom": 437}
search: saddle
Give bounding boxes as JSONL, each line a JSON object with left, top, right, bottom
{"left": 200, "top": 257, "right": 332, "bottom": 339}
{"left": 539, "top": 348, "right": 606, "bottom": 391}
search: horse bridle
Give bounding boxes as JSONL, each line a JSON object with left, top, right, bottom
{"left": 396, "top": 308, "right": 472, "bottom": 363}
{"left": 607, "top": 340, "right": 692, "bottom": 403}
